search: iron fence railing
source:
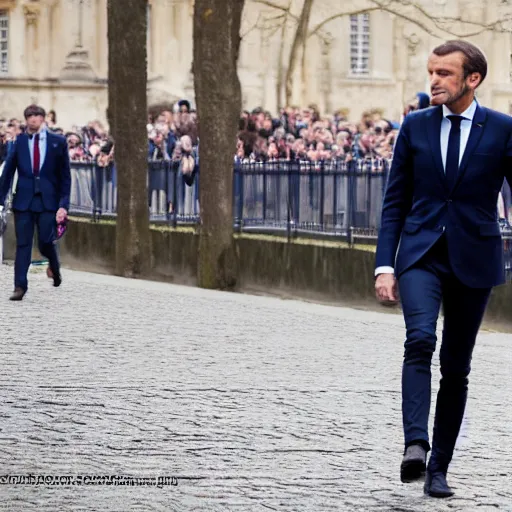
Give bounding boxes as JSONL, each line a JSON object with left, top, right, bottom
{"left": 4, "top": 157, "right": 512, "bottom": 278}
{"left": 67, "top": 158, "right": 390, "bottom": 243}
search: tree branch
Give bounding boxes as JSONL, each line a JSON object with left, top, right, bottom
{"left": 305, "top": 0, "right": 512, "bottom": 40}
{"left": 251, "top": 0, "right": 293, "bottom": 15}
{"left": 308, "top": 7, "right": 382, "bottom": 39}
{"left": 371, "top": 0, "right": 511, "bottom": 37}
{"left": 241, "top": 12, "right": 265, "bottom": 38}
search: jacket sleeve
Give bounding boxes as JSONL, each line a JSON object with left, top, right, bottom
{"left": 0, "top": 140, "right": 18, "bottom": 207}
{"left": 58, "top": 139, "right": 71, "bottom": 211}
{"left": 505, "top": 124, "right": 512, "bottom": 192}
{"left": 375, "top": 115, "right": 414, "bottom": 268}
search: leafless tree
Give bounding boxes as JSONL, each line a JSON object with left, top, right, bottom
{"left": 251, "top": 0, "right": 512, "bottom": 107}
{"left": 107, "top": 0, "right": 151, "bottom": 278}
{"left": 193, "top": 0, "right": 245, "bottom": 289}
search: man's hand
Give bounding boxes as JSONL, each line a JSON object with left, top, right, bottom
{"left": 375, "top": 273, "right": 399, "bottom": 304}
{"left": 56, "top": 208, "right": 68, "bottom": 224}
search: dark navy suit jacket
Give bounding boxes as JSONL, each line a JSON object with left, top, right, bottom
{"left": 375, "top": 104, "right": 512, "bottom": 289}
{"left": 0, "top": 130, "right": 71, "bottom": 212}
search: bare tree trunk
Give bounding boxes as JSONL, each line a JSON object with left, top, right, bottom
{"left": 193, "top": 0, "right": 244, "bottom": 289}
{"left": 107, "top": 0, "right": 151, "bottom": 278}
{"left": 285, "top": 0, "right": 313, "bottom": 106}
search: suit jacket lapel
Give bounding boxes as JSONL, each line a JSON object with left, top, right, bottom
{"left": 452, "top": 105, "right": 487, "bottom": 192}
{"left": 21, "top": 134, "right": 31, "bottom": 172}
{"left": 426, "top": 106, "right": 446, "bottom": 186}
{"left": 40, "top": 131, "right": 50, "bottom": 175}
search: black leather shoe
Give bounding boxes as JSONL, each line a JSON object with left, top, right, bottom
{"left": 424, "top": 470, "right": 454, "bottom": 498}
{"left": 9, "top": 287, "right": 26, "bottom": 301}
{"left": 400, "top": 444, "right": 427, "bottom": 483}
{"left": 47, "top": 267, "right": 62, "bottom": 287}
{"left": 52, "top": 269, "right": 62, "bottom": 287}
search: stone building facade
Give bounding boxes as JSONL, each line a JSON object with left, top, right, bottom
{"left": 0, "top": 0, "right": 511, "bottom": 129}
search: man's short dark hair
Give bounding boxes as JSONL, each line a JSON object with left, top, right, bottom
{"left": 432, "top": 40, "right": 487, "bottom": 85}
{"left": 178, "top": 99, "right": 190, "bottom": 112}
{"left": 23, "top": 104, "right": 46, "bottom": 119}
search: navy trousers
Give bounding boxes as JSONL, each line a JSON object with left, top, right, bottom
{"left": 397, "top": 235, "right": 491, "bottom": 474}
{"left": 13, "top": 195, "right": 59, "bottom": 291}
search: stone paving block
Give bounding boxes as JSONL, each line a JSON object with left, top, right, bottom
{"left": 0, "top": 264, "right": 510, "bottom": 511}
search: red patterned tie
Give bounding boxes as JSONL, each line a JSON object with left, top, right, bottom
{"left": 33, "top": 133, "right": 40, "bottom": 176}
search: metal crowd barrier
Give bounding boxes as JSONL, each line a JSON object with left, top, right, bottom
{"left": 65, "top": 157, "right": 512, "bottom": 279}
{"left": 232, "top": 158, "right": 388, "bottom": 241}
{"left": 69, "top": 160, "right": 200, "bottom": 226}
{"left": 68, "top": 158, "right": 390, "bottom": 239}
{"left": 0, "top": 156, "right": 502, "bottom": 278}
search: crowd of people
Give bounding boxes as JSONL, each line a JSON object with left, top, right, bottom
{"left": 0, "top": 96, "right": 414, "bottom": 168}
{"left": 1, "top": 93, "right": 511, "bottom": 223}
{"left": 0, "top": 111, "right": 115, "bottom": 169}
{"left": 237, "top": 106, "right": 400, "bottom": 163}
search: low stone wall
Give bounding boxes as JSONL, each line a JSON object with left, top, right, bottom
{"left": 3, "top": 215, "right": 512, "bottom": 330}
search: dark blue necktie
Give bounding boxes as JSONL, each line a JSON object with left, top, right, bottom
{"left": 445, "top": 115, "right": 463, "bottom": 190}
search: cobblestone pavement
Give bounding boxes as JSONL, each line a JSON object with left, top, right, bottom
{"left": 0, "top": 263, "right": 511, "bottom": 511}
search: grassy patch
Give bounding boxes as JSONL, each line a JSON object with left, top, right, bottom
{"left": 68, "top": 216, "right": 376, "bottom": 252}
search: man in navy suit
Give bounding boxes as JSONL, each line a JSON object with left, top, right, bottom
{"left": 375, "top": 40, "right": 512, "bottom": 497}
{"left": 0, "top": 104, "right": 71, "bottom": 301}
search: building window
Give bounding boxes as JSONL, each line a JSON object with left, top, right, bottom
{"left": 0, "top": 10, "right": 8, "bottom": 74}
{"left": 350, "top": 13, "right": 370, "bottom": 76}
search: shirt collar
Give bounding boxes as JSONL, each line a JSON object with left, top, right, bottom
{"left": 27, "top": 125, "right": 47, "bottom": 139}
{"left": 442, "top": 99, "right": 477, "bottom": 121}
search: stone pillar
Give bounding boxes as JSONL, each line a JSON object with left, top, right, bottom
{"left": 164, "top": 0, "right": 179, "bottom": 83}
{"left": 320, "top": 38, "right": 332, "bottom": 114}
{"left": 60, "top": 0, "right": 95, "bottom": 81}
{"left": 152, "top": 0, "right": 166, "bottom": 75}
{"left": 370, "top": 10, "right": 393, "bottom": 80}
{"left": 402, "top": 24, "right": 426, "bottom": 105}
{"left": 181, "top": 0, "right": 193, "bottom": 69}
{"left": 94, "top": 0, "right": 107, "bottom": 78}
{"left": 41, "top": 0, "right": 58, "bottom": 79}
{"left": 23, "top": 0, "right": 41, "bottom": 78}
{"left": 148, "top": 0, "right": 163, "bottom": 77}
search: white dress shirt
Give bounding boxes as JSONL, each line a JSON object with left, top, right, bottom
{"left": 375, "top": 100, "right": 477, "bottom": 277}
{"left": 28, "top": 128, "right": 47, "bottom": 173}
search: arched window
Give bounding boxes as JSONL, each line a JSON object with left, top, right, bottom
{"left": 350, "top": 13, "right": 370, "bottom": 76}
{"left": 0, "top": 10, "right": 8, "bottom": 74}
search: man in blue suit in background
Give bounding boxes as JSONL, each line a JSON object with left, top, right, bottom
{"left": 0, "top": 104, "right": 71, "bottom": 301}
{"left": 375, "top": 41, "right": 512, "bottom": 497}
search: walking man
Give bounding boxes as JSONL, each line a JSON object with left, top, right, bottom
{"left": 0, "top": 104, "right": 71, "bottom": 300}
{"left": 375, "top": 40, "right": 512, "bottom": 497}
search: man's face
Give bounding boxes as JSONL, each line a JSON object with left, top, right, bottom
{"left": 67, "top": 135, "right": 80, "bottom": 148}
{"left": 25, "top": 114, "right": 44, "bottom": 133}
{"left": 6, "top": 125, "right": 15, "bottom": 140}
{"left": 179, "top": 112, "right": 190, "bottom": 125}
{"left": 294, "top": 139, "right": 305, "bottom": 154}
{"left": 162, "top": 110, "right": 173, "bottom": 123}
{"left": 427, "top": 51, "right": 480, "bottom": 107}
{"left": 155, "top": 123, "right": 169, "bottom": 137}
